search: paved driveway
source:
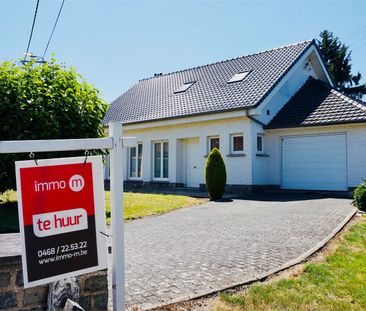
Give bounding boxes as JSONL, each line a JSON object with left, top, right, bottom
{"left": 122, "top": 193, "right": 355, "bottom": 309}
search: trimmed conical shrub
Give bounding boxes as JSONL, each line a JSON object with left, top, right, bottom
{"left": 205, "top": 147, "right": 227, "bottom": 200}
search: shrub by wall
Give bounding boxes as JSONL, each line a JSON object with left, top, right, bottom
{"left": 353, "top": 181, "right": 366, "bottom": 211}
{"left": 205, "top": 148, "right": 227, "bottom": 200}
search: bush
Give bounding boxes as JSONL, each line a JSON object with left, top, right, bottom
{"left": 0, "top": 59, "right": 108, "bottom": 192}
{"left": 205, "top": 147, "right": 227, "bottom": 200}
{"left": 353, "top": 181, "right": 366, "bottom": 211}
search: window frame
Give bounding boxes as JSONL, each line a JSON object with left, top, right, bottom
{"left": 230, "top": 134, "right": 244, "bottom": 154}
{"left": 207, "top": 136, "right": 220, "bottom": 153}
{"left": 227, "top": 71, "right": 251, "bottom": 84}
{"left": 128, "top": 143, "right": 143, "bottom": 180}
{"left": 256, "top": 134, "right": 264, "bottom": 153}
{"left": 153, "top": 141, "right": 169, "bottom": 181}
{"left": 174, "top": 81, "right": 196, "bottom": 94}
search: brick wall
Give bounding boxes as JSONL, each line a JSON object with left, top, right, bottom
{"left": 0, "top": 256, "right": 108, "bottom": 310}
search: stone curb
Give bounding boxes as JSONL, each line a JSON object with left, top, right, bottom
{"left": 134, "top": 207, "right": 357, "bottom": 311}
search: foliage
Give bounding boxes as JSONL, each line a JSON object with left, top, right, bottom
{"left": 317, "top": 30, "right": 366, "bottom": 99}
{"left": 105, "top": 191, "right": 206, "bottom": 222}
{"left": 219, "top": 216, "right": 366, "bottom": 310}
{"left": 205, "top": 147, "right": 227, "bottom": 200}
{"left": 0, "top": 59, "right": 108, "bottom": 192}
{"left": 0, "top": 189, "right": 17, "bottom": 203}
{"left": 353, "top": 180, "right": 366, "bottom": 211}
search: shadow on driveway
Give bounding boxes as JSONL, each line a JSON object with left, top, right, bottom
{"left": 234, "top": 191, "right": 352, "bottom": 202}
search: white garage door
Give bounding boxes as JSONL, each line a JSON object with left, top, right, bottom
{"left": 282, "top": 133, "right": 347, "bottom": 191}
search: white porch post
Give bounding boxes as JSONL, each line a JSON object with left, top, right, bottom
{"left": 109, "top": 122, "right": 125, "bottom": 311}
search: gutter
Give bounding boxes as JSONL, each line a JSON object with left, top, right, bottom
{"left": 245, "top": 110, "right": 266, "bottom": 127}
{"left": 103, "top": 108, "right": 267, "bottom": 129}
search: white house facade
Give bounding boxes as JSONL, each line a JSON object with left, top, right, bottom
{"left": 104, "top": 40, "right": 366, "bottom": 192}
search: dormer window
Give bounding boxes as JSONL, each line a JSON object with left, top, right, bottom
{"left": 228, "top": 71, "right": 251, "bottom": 83}
{"left": 174, "top": 81, "right": 195, "bottom": 93}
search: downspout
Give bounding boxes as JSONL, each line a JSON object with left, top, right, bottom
{"left": 245, "top": 110, "right": 268, "bottom": 188}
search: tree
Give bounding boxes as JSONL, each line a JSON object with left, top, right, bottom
{"left": 0, "top": 59, "right": 108, "bottom": 192}
{"left": 317, "top": 30, "right": 366, "bottom": 99}
{"left": 205, "top": 147, "right": 227, "bottom": 200}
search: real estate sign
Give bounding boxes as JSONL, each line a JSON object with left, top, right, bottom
{"left": 15, "top": 156, "right": 108, "bottom": 288}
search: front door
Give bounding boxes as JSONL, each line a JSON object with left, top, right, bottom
{"left": 185, "top": 137, "right": 201, "bottom": 188}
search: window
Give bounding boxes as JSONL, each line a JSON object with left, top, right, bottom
{"left": 208, "top": 136, "right": 220, "bottom": 152}
{"left": 174, "top": 81, "right": 195, "bottom": 93}
{"left": 257, "top": 135, "right": 264, "bottom": 153}
{"left": 153, "top": 142, "right": 169, "bottom": 179}
{"left": 231, "top": 134, "right": 244, "bottom": 153}
{"left": 129, "top": 143, "right": 143, "bottom": 178}
{"left": 227, "top": 71, "right": 251, "bottom": 83}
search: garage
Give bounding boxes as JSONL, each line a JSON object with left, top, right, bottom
{"left": 282, "top": 133, "right": 347, "bottom": 191}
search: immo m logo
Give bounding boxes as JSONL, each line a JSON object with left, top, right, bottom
{"left": 34, "top": 175, "right": 85, "bottom": 192}
{"left": 69, "top": 175, "right": 85, "bottom": 192}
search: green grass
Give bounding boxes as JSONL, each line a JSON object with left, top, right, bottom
{"left": 219, "top": 216, "right": 366, "bottom": 311}
{"left": 0, "top": 190, "right": 205, "bottom": 232}
{"left": 105, "top": 191, "right": 205, "bottom": 222}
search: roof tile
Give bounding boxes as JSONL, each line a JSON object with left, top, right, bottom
{"left": 104, "top": 41, "right": 314, "bottom": 124}
{"left": 266, "top": 78, "right": 366, "bottom": 129}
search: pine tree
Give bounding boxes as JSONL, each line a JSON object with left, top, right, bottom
{"left": 317, "top": 30, "right": 366, "bottom": 99}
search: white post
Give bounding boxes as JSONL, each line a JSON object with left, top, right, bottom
{"left": 109, "top": 122, "right": 125, "bottom": 311}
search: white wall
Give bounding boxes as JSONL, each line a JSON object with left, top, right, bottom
{"left": 123, "top": 116, "right": 253, "bottom": 186}
{"left": 264, "top": 124, "right": 366, "bottom": 188}
{"left": 347, "top": 126, "right": 366, "bottom": 186}
{"left": 251, "top": 122, "right": 269, "bottom": 184}
{"left": 122, "top": 122, "right": 366, "bottom": 188}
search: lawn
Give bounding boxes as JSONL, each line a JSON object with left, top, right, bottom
{"left": 218, "top": 216, "right": 366, "bottom": 311}
{"left": 105, "top": 191, "right": 205, "bottom": 222}
{"left": 0, "top": 190, "right": 205, "bottom": 232}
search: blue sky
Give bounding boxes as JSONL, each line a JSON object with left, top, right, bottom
{"left": 1, "top": 0, "right": 366, "bottom": 103}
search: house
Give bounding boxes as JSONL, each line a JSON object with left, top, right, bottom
{"left": 103, "top": 40, "right": 366, "bottom": 192}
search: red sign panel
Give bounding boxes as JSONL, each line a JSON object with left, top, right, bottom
{"left": 16, "top": 156, "right": 108, "bottom": 288}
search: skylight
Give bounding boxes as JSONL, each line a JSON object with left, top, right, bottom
{"left": 174, "top": 81, "right": 195, "bottom": 93}
{"left": 228, "top": 71, "right": 251, "bottom": 83}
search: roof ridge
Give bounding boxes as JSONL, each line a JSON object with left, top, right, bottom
{"left": 330, "top": 88, "right": 366, "bottom": 111}
{"left": 312, "top": 78, "right": 366, "bottom": 111}
{"left": 139, "top": 39, "right": 314, "bottom": 82}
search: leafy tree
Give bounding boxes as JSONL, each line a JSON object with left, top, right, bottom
{"left": 0, "top": 59, "right": 108, "bottom": 192}
{"left": 205, "top": 147, "right": 227, "bottom": 200}
{"left": 317, "top": 30, "right": 366, "bottom": 99}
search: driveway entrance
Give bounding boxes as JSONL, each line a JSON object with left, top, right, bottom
{"left": 122, "top": 193, "right": 355, "bottom": 309}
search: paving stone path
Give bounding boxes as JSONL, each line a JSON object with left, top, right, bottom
{"left": 122, "top": 193, "right": 355, "bottom": 309}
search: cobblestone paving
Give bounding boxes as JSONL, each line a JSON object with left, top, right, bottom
{"left": 122, "top": 193, "right": 354, "bottom": 309}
